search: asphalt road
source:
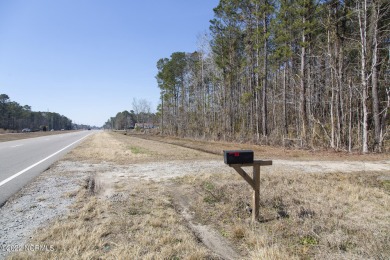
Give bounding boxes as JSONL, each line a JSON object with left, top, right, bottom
{"left": 0, "top": 131, "right": 94, "bottom": 207}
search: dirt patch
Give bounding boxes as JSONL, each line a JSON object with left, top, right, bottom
{"left": 1, "top": 133, "right": 227, "bottom": 259}
{"left": 3, "top": 169, "right": 218, "bottom": 259}
{"left": 1, "top": 131, "right": 389, "bottom": 259}
{"left": 274, "top": 159, "right": 390, "bottom": 173}
{"left": 175, "top": 170, "right": 390, "bottom": 259}
{"left": 169, "top": 183, "right": 240, "bottom": 260}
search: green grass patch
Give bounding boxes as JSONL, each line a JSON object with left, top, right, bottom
{"left": 382, "top": 180, "right": 390, "bottom": 193}
{"left": 202, "top": 181, "right": 215, "bottom": 191}
{"left": 128, "top": 146, "right": 148, "bottom": 155}
{"left": 203, "top": 195, "right": 219, "bottom": 204}
{"left": 299, "top": 235, "right": 318, "bottom": 246}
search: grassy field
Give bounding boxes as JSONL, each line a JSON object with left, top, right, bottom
{"left": 175, "top": 171, "right": 390, "bottom": 259}
{"left": 7, "top": 132, "right": 390, "bottom": 259}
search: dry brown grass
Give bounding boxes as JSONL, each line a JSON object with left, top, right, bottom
{"left": 174, "top": 169, "right": 390, "bottom": 259}
{"left": 65, "top": 131, "right": 217, "bottom": 164}
{"left": 8, "top": 178, "right": 211, "bottom": 259}
{"left": 7, "top": 131, "right": 390, "bottom": 259}
{"left": 130, "top": 132, "right": 389, "bottom": 161}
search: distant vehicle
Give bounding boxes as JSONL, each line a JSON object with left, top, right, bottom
{"left": 88, "top": 128, "right": 91, "bottom": 130}
{"left": 50, "top": 129, "right": 54, "bottom": 131}
{"left": 61, "top": 129, "right": 65, "bottom": 131}
{"left": 21, "top": 128, "right": 31, "bottom": 133}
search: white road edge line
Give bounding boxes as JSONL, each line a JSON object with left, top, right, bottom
{"left": 0, "top": 133, "right": 92, "bottom": 188}
{"left": 10, "top": 145, "right": 23, "bottom": 148}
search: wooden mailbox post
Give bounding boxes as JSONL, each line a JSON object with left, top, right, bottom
{"left": 224, "top": 151, "right": 272, "bottom": 223}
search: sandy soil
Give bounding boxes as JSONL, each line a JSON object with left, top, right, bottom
{"left": 0, "top": 131, "right": 389, "bottom": 259}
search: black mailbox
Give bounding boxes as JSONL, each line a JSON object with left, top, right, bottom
{"left": 224, "top": 150, "right": 254, "bottom": 164}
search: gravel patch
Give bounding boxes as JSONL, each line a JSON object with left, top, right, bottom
{"left": 0, "top": 164, "right": 88, "bottom": 259}
{"left": 274, "top": 159, "right": 390, "bottom": 174}
{"left": 1, "top": 157, "right": 389, "bottom": 259}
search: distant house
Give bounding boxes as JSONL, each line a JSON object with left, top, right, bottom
{"left": 134, "top": 123, "right": 154, "bottom": 129}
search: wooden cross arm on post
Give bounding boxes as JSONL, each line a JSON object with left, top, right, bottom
{"left": 230, "top": 160, "right": 272, "bottom": 189}
{"left": 227, "top": 159, "right": 272, "bottom": 223}
{"left": 231, "top": 165, "right": 255, "bottom": 189}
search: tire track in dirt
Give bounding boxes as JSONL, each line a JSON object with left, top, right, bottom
{"left": 169, "top": 184, "right": 240, "bottom": 260}
{"left": 2, "top": 132, "right": 388, "bottom": 259}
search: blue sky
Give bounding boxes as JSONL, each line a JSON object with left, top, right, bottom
{"left": 0, "top": 0, "right": 219, "bottom": 126}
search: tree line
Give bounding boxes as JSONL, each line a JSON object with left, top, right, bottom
{"left": 156, "top": 0, "right": 390, "bottom": 153}
{"left": 0, "top": 94, "right": 73, "bottom": 131}
{"left": 103, "top": 98, "right": 157, "bottom": 130}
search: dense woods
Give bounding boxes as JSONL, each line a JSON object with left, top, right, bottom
{"left": 0, "top": 94, "right": 73, "bottom": 131}
{"left": 156, "top": 0, "right": 390, "bottom": 153}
